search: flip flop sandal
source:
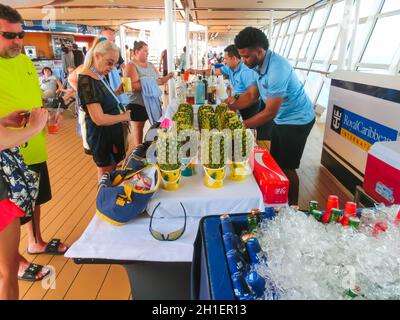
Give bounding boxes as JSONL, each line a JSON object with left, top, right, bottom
{"left": 27, "top": 238, "right": 68, "bottom": 255}
{"left": 18, "top": 263, "right": 50, "bottom": 282}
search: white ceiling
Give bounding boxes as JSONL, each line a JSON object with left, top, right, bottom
{"left": 11, "top": 0, "right": 321, "bottom": 36}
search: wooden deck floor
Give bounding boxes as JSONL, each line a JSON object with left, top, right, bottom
{"left": 19, "top": 113, "right": 351, "bottom": 300}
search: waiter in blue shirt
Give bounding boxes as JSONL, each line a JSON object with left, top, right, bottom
{"left": 189, "top": 45, "right": 260, "bottom": 120}
{"left": 228, "top": 27, "right": 316, "bottom": 205}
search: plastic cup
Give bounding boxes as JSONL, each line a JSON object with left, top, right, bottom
{"left": 184, "top": 70, "right": 189, "bottom": 81}
{"left": 47, "top": 108, "right": 61, "bottom": 134}
{"left": 323, "top": 195, "right": 339, "bottom": 223}
{"left": 344, "top": 201, "right": 357, "bottom": 216}
{"left": 121, "top": 77, "right": 132, "bottom": 94}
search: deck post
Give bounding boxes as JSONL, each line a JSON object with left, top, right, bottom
{"left": 164, "top": 0, "right": 176, "bottom": 103}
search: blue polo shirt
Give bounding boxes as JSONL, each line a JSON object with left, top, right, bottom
{"left": 255, "top": 50, "right": 315, "bottom": 125}
{"left": 220, "top": 61, "right": 257, "bottom": 95}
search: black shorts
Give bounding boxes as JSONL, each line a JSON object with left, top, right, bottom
{"left": 255, "top": 100, "right": 273, "bottom": 140}
{"left": 20, "top": 162, "right": 52, "bottom": 225}
{"left": 270, "top": 118, "right": 315, "bottom": 170}
{"left": 28, "top": 162, "right": 52, "bottom": 205}
{"left": 93, "top": 151, "right": 125, "bottom": 168}
{"left": 127, "top": 103, "right": 148, "bottom": 122}
{"left": 239, "top": 100, "right": 261, "bottom": 120}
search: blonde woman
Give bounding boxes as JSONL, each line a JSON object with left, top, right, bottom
{"left": 77, "top": 39, "right": 131, "bottom": 180}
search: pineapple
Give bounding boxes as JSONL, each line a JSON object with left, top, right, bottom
{"left": 173, "top": 111, "right": 192, "bottom": 126}
{"left": 202, "top": 131, "right": 229, "bottom": 169}
{"left": 215, "top": 103, "right": 228, "bottom": 117}
{"left": 222, "top": 110, "right": 238, "bottom": 129}
{"left": 201, "top": 111, "right": 220, "bottom": 130}
{"left": 210, "top": 113, "right": 220, "bottom": 130}
{"left": 198, "top": 104, "right": 214, "bottom": 129}
{"left": 227, "top": 117, "right": 244, "bottom": 130}
{"left": 177, "top": 124, "right": 197, "bottom": 159}
{"left": 177, "top": 103, "right": 194, "bottom": 122}
{"left": 232, "top": 129, "right": 253, "bottom": 162}
{"left": 156, "top": 128, "right": 181, "bottom": 171}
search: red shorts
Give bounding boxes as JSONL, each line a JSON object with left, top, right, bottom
{"left": 0, "top": 199, "right": 24, "bottom": 232}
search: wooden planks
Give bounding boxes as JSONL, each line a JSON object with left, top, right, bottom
{"left": 19, "top": 112, "right": 130, "bottom": 300}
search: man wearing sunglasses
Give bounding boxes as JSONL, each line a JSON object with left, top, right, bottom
{"left": 0, "top": 4, "right": 68, "bottom": 284}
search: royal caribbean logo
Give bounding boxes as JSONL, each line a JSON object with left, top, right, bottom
{"left": 331, "top": 105, "right": 398, "bottom": 152}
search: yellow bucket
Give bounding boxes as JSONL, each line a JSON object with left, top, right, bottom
{"left": 229, "top": 161, "right": 251, "bottom": 181}
{"left": 160, "top": 168, "right": 181, "bottom": 191}
{"left": 204, "top": 166, "right": 226, "bottom": 189}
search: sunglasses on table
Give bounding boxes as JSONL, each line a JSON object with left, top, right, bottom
{"left": 0, "top": 31, "right": 25, "bottom": 40}
{"left": 149, "top": 202, "right": 187, "bottom": 241}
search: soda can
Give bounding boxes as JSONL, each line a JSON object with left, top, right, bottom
{"left": 246, "top": 237, "right": 262, "bottom": 265}
{"left": 263, "top": 207, "right": 275, "bottom": 219}
{"left": 231, "top": 271, "right": 254, "bottom": 300}
{"left": 311, "top": 210, "right": 323, "bottom": 221}
{"left": 343, "top": 286, "right": 363, "bottom": 299}
{"left": 240, "top": 231, "right": 254, "bottom": 244}
{"left": 223, "top": 233, "right": 237, "bottom": 253}
{"left": 233, "top": 233, "right": 246, "bottom": 256}
{"left": 349, "top": 216, "right": 360, "bottom": 229}
{"left": 344, "top": 201, "right": 357, "bottom": 217}
{"left": 251, "top": 208, "right": 262, "bottom": 223}
{"left": 247, "top": 213, "right": 258, "bottom": 233}
{"left": 220, "top": 214, "right": 234, "bottom": 235}
{"left": 330, "top": 208, "right": 342, "bottom": 223}
{"left": 309, "top": 200, "right": 318, "bottom": 213}
{"left": 226, "top": 249, "right": 246, "bottom": 275}
{"left": 372, "top": 221, "right": 388, "bottom": 238}
{"left": 246, "top": 270, "right": 266, "bottom": 299}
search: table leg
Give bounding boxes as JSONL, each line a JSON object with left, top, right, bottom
{"left": 123, "top": 262, "right": 192, "bottom": 300}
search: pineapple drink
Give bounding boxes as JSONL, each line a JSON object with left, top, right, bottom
{"left": 202, "top": 131, "right": 228, "bottom": 189}
{"left": 156, "top": 129, "right": 181, "bottom": 191}
{"left": 177, "top": 124, "right": 197, "bottom": 177}
{"left": 198, "top": 104, "right": 214, "bottom": 129}
{"left": 230, "top": 129, "right": 253, "bottom": 181}
{"left": 121, "top": 77, "right": 132, "bottom": 94}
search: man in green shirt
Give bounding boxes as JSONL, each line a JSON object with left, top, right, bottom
{"left": 0, "top": 4, "right": 67, "bottom": 282}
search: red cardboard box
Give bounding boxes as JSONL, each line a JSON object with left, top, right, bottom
{"left": 364, "top": 142, "right": 400, "bottom": 205}
{"left": 251, "top": 146, "right": 289, "bottom": 205}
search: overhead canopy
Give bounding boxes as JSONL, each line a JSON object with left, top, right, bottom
{"left": 10, "top": 0, "right": 321, "bottom": 40}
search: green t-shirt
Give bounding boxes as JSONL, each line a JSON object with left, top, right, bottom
{"left": 0, "top": 53, "right": 47, "bottom": 165}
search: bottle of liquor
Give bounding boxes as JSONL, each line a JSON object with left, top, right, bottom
{"left": 186, "top": 83, "right": 195, "bottom": 105}
{"left": 176, "top": 72, "right": 186, "bottom": 104}
{"left": 207, "top": 76, "right": 217, "bottom": 105}
{"left": 195, "top": 75, "right": 205, "bottom": 104}
{"left": 247, "top": 213, "right": 258, "bottom": 233}
{"left": 202, "top": 71, "right": 208, "bottom": 100}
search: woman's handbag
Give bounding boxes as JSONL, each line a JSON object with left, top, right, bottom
{"left": 90, "top": 67, "right": 131, "bottom": 153}
{"left": 96, "top": 159, "right": 161, "bottom": 225}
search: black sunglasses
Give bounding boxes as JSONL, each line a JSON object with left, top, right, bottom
{"left": 149, "top": 202, "right": 187, "bottom": 241}
{"left": 0, "top": 31, "right": 25, "bottom": 40}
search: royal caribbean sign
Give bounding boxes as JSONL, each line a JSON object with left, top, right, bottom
{"left": 331, "top": 105, "right": 399, "bottom": 152}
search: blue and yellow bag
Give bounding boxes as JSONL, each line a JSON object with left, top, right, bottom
{"left": 96, "top": 159, "right": 161, "bottom": 225}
